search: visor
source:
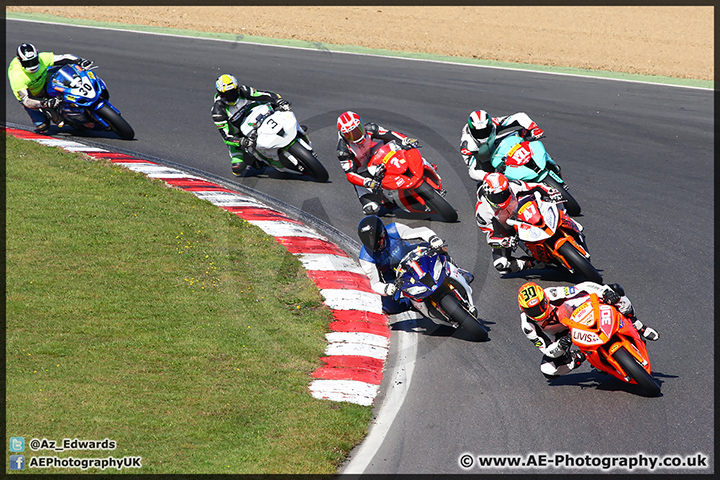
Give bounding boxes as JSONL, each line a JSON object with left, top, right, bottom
{"left": 20, "top": 58, "right": 40, "bottom": 72}
{"left": 343, "top": 123, "right": 365, "bottom": 143}
{"left": 222, "top": 89, "right": 239, "bottom": 104}
{"left": 524, "top": 296, "right": 549, "bottom": 321}
{"left": 486, "top": 189, "right": 511, "bottom": 209}
{"left": 470, "top": 123, "right": 494, "bottom": 140}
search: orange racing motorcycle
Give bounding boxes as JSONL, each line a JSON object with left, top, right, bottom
{"left": 557, "top": 293, "right": 660, "bottom": 397}
{"left": 506, "top": 191, "right": 603, "bottom": 284}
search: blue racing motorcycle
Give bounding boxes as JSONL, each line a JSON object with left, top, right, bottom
{"left": 491, "top": 131, "right": 581, "bottom": 216}
{"left": 392, "top": 242, "right": 488, "bottom": 341}
{"left": 45, "top": 64, "right": 134, "bottom": 140}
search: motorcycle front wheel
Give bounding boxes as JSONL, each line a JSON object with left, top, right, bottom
{"left": 612, "top": 346, "right": 661, "bottom": 397}
{"left": 544, "top": 175, "right": 581, "bottom": 216}
{"left": 439, "top": 293, "right": 488, "bottom": 341}
{"left": 94, "top": 104, "right": 134, "bottom": 140}
{"left": 557, "top": 242, "right": 603, "bottom": 284}
{"left": 416, "top": 182, "right": 458, "bottom": 223}
{"left": 286, "top": 142, "right": 329, "bottom": 182}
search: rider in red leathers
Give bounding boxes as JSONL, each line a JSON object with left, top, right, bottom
{"left": 475, "top": 172, "right": 572, "bottom": 275}
{"left": 518, "top": 281, "right": 659, "bottom": 378}
{"left": 336, "top": 111, "right": 420, "bottom": 215}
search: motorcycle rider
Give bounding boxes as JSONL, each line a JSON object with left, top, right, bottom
{"left": 475, "top": 172, "right": 573, "bottom": 275}
{"left": 460, "top": 109, "right": 560, "bottom": 182}
{"left": 211, "top": 74, "right": 292, "bottom": 176}
{"left": 357, "top": 215, "right": 474, "bottom": 315}
{"left": 517, "top": 281, "right": 659, "bottom": 378}
{"left": 337, "top": 111, "right": 421, "bottom": 215}
{"left": 8, "top": 43, "right": 95, "bottom": 132}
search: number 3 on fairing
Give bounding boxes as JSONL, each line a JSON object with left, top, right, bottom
{"left": 520, "top": 284, "right": 537, "bottom": 301}
{"left": 266, "top": 118, "right": 278, "bottom": 129}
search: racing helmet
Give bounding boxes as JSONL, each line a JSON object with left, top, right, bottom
{"left": 17, "top": 43, "right": 40, "bottom": 73}
{"left": 216, "top": 74, "right": 240, "bottom": 105}
{"left": 468, "top": 110, "right": 496, "bottom": 143}
{"left": 481, "top": 173, "right": 514, "bottom": 210}
{"left": 337, "top": 111, "right": 367, "bottom": 145}
{"left": 358, "top": 215, "right": 387, "bottom": 252}
{"left": 518, "top": 282, "right": 551, "bottom": 323}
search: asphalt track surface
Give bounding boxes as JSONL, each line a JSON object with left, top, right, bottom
{"left": 6, "top": 19, "right": 714, "bottom": 474}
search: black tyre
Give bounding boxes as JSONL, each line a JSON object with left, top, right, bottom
{"left": 287, "top": 141, "right": 329, "bottom": 182}
{"left": 544, "top": 175, "right": 581, "bottom": 216}
{"left": 439, "top": 293, "right": 488, "bottom": 341}
{"left": 416, "top": 182, "right": 458, "bottom": 223}
{"left": 612, "top": 346, "right": 661, "bottom": 397}
{"left": 95, "top": 104, "right": 134, "bottom": 140}
{"left": 557, "top": 241, "right": 603, "bottom": 284}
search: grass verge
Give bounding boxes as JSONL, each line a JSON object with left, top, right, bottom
{"left": 5, "top": 134, "right": 373, "bottom": 474}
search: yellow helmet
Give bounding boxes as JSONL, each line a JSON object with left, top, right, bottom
{"left": 215, "top": 74, "right": 239, "bottom": 104}
{"left": 518, "top": 282, "right": 551, "bottom": 322}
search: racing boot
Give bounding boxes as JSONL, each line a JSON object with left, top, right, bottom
{"left": 633, "top": 320, "right": 659, "bottom": 342}
{"left": 568, "top": 350, "right": 586, "bottom": 370}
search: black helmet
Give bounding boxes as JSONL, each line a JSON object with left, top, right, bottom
{"left": 17, "top": 43, "right": 40, "bottom": 73}
{"left": 358, "top": 215, "right": 387, "bottom": 252}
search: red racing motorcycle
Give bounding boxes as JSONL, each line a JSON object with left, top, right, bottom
{"left": 367, "top": 141, "right": 458, "bottom": 223}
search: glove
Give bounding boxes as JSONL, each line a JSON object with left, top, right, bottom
{"left": 607, "top": 283, "right": 625, "bottom": 296}
{"left": 529, "top": 127, "right": 544, "bottom": 140}
{"left": 557, "top": 335, "right": 573, "bottom": 351}
{"left": 401, "top": 137, "right": 419, "bottom": 149}
{"left": 43, "top": 97, "right": 62, "bottom": 109}
{"left": 385, "top": 283, "right": 397, "bottom": 296}
{"left": 499, "top": 236, "right": 517, "bottom": 249}
{"left": 429, "top": 235, "right": 444, "bottom": 249}
{"left": 276, "top": 98, "right": 291, "bottom": 111}
{"left": 239, "top": 135, "right": 256, "bottom": 151}
{"left": 79, "top": 59, "right": 95, "bottom": 70}
{"left": 602, "top": 287, "right": 621, "bottom": 305}
{"left": 363, "top": 177, "right": 380, "bottom": 190}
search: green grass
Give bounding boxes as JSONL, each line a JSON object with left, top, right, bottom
{"left": 5, "top": 134, "right": 373, "bottom": 474}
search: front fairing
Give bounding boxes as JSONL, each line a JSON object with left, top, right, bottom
{"left": 511, "top": 197, "right": 559, "bottom": 242}
{"left": 48, "top": 64, "right": 103, "bottom": 108}
{"left": 242, "top": 105, "right": 298, "bottom": 151}
{"left": 396, "top": 248, "right": 447, "bottom": 301}
{"left": 491, "top": 132, "right": 550, "bottom": 182}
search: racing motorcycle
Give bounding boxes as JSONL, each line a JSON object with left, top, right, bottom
{"left": 558, "top": 293, "right": 660, "bottom": 397}
{"left": 367, "top": 141, "right": 457, "bottom": 222}
{"left": 506, "top": 191, "right": 603, "bottom": 284}
{"left": 392, "top": 242, "right": 488, "bottom": 341}
{"left": 491, "top": 131, "right": 581, "bottom": 216}
{"left": 239, "top": 103, "right": 329, "bottom": 182}
{"left": 46, "top": 64, "right": 134, "bottom": 140}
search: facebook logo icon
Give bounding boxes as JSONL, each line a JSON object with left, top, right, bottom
{"left": 10, "top": 455, "right": 25, "bottom": 470}
{"left": 10, "top": 437, "right": 25, "bottom": 452}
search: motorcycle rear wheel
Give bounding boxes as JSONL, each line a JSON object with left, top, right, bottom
{"left": 612, "top": 346, "right": 661, "bottom": 397}
{"left": 95, "top": 104, "right": 134, "bottom": 140}
{"left": 557, "top": 242, "right": 603, "bottom": 284}
{"left": 416, "top": 182, "right": 458, "bottom": 223}
{"left": 287, "top": 142, "right": 329, "bottom": 182}
{"left": 439, "top": 293, "right": 488, "bottom": 341}
{"left": 544, "top": 175, "right": 581, "bottom": 216}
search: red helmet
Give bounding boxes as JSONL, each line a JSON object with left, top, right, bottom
{"left": 482, "top": 173, "right": 513, "bottom": 209}
{"left": 337, "top": 111, "right": 367, "bottom": 144}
